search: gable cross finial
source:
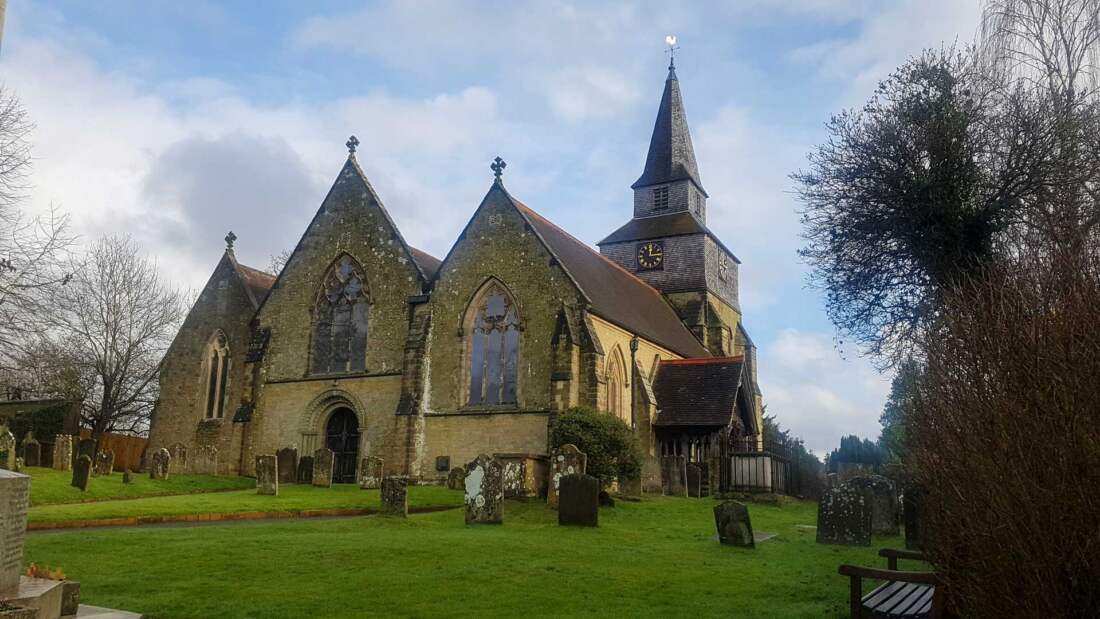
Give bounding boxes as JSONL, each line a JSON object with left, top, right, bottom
{"left": 225, "top": 231, "right": 237, "bottom": 251}
{"left": 665, "top": 34, "right": 679, "bottom": 69}
{"left": 490, "top": 156, "right": 507, "bottom": 182}
{"left": 346, "top": 135, "right": 360, "bottom": 155}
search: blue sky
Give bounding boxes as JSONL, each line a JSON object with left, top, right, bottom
{"left": 0, "top": 1, "right": 983, "bottom": 454}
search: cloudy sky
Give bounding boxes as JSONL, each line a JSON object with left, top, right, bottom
{"left": 0, "top": 1, "right": 983, "bottom": 454}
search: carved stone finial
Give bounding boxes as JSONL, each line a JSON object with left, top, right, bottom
{"left": 490, "top": 156, "right": 506, "bottom": 181}
{"left": 346, "top": 135, "right": 360, "bottom": 155}
{"left": 225, "top": 231, "right": 237, "bottom": 251}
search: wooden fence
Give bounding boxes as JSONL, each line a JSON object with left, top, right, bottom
{"left": 79, "top": 431, "right": 148, "bottom": 472}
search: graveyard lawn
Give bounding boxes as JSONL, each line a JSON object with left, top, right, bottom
{"left": 26, "top": 467, "right": 254, "bottom": 506}
{"left": 24, "top": 497, "right": 903, "bottom": 618}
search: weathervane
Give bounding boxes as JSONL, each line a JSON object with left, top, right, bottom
{"left": 490, "top": 156, "right": 507, "bottom": 182}
{"left": 346, "top": 135, "right": 359, "bottom": 155}
{"left": 665, "top": 34, "right": 679, "bottom": 69}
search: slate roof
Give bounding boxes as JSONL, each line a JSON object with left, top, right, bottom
{"left": 632, "top": 64, "right": 706, "bottom": 195}
{"left": 653, "top": 356, "right": 744, "bottom": 427}
{"left": 233, "top": 261, "right": 277, "bottom": 309}
{"left": 409, "top": 247, "right": 442, "bottom": 281}
{"left": 597, "top": 211, "right": 741, "bottom": 263}
{"left": 509, "top": 197, "right": 709, "bottom": 359}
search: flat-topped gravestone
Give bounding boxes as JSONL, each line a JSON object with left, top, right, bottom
{"left": 714, "top": 501, "right": 755, "bottom": 547}
{"left": 846, "top": 475, "right": 899, "bottom": 536}
{"left": 52, "top": 434, "right": 73, "bottom": 471}
{"left": 22, "top": 438, "right": 39, "bottom": 468}
{"left": 686, "top": 463, "right": 703, "bottom": 498}
{"left": 380, "top": 476, "right": 408, "bottom": 517}
{"left": 447, "top": 467, "right": 465, "bottom": 491}
{"left": 93, "top": 449, "right": 114, "bottom": 476}
{"left": 297, "top": 456, "right": 314, "bottom": 484}
{"left": 193, "top": 445, "right": 218, "bottom": 475}
{"left": 256, "top": 455, "right": 278, "bottom": 496}
{"left": 817, "top": 485, "right": 872, "bottom": 546}
{"left": 72, "top": 455, "right": 92, "bottom": 491}
{"left": 661, "top": 455, "right": 687, "bottom": 497}
{"left": 149, "top": 448, "right": 171, "bottom": 480}
{"left": 312, "top": 448, "right": 334, "bottom": 488}
{"left": 558, "top": 474, "right": 599, "bottom": 527}
{"left": 276, "top": 448, "right": 298, "bottom": 485}
{"left": 358, "top": 456, "right": 383, "bottom": 490}
{"left": 548, "top": 444, "right": 586, "bottom": 509}
{"left": 0, "top": 470, "right": 31, "bottom": 595}
{"left": 464, "top": 454, "right": 503, "bottom": 524}
{"left": 0, "top": 430, "right": 14, "bottom": 471}
{"left": 168, "top": 442, "right": 188, "bottom": 471}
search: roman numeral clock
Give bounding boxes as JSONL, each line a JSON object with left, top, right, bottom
{"left": 636, "top": 241, "right": 664, "bottom": 270}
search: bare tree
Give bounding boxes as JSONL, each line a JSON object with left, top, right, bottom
{"left": 267, "top": 248, "right": 291, "bottom": 276}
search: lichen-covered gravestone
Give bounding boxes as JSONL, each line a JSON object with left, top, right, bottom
{"left": 558, "top": 474, "right": 599, "bottom": 527}
{"left": 72, "top": 455, "right": 92, "bottom": 491}
{"left": 22, "top": 435, "right": 40, "bottom": 468}
{"left": 52, "top": 434, "right": 73, "bottom": 471}
{"left": 547, "top": 444, "right": 586, "bottom": 509}
{"left": 380, "top": 476, "right": 408, "bottom": 517}
{"left": 276, "top": 447, "right": 298, "bottom": 485}
{"left": 93, "top": 449, "right": 114, "bottom": 476}
{"left": 447, "top": 467, "right": 465, "bottom": 491}
{"left": 846, "top": 475, "right": 899, "bottom": 536}
{"left": 297, "top": 456, "right": 314, "bottom": 484}
{"left": 312, "top": 448, "right": 334, "bottom": 488}
{"left": 714, "top": 501, "right": 755, "bottom": 547}
{"left": 0, "top": 469, "right": 31, "bottom": 595}
{"left": 149, "top": 448, "right": 171, "bottom": 480}
{"left": 0, "top": 430, "right": 14, "bottom": 471}
{"left": 193, "top": 445, "right": 218, "bottom": 475}
{"left": 686, "top": 463, "right": 703, "bottom": 498}
{"left": 464, "top": 454, "right": 503, "bottom": 524}
{"left": 358, "top": 456, "right": 383, "bottom": 490}
{"left": 168, "top": 442, "right": 188, "bottom": 471}
{"left": 255, "top": 455, "right": 278, "bottom": 496}
{"left": 660, "top": 455, "right": 688, "bottom": 497}
{"left": 816, "top": 485, "right": 872, "bottom": 546}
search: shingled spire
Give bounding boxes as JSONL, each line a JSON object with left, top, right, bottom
{"left": 632, "top": 59, "right": 706, "bottom": 197}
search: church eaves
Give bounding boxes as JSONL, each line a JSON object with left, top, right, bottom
{"left": 631, "top": 62, "right": 707, "bottom": 196}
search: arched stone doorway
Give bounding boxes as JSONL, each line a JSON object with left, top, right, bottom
{"left": 325, "top": 407, "right": 360, "bottom": 484}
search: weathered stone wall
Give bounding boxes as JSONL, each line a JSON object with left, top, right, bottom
{"left": 586, "top": 315, "right": 680, "bottom": 426}
{"left": 422, "top": 413, "right": 550, "bottom": 481}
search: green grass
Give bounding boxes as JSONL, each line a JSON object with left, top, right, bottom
{"left": 24, "top": 496, "right": 902, "bottom": 618}
{"left": 26, "top": 466, "right": 254, "bottom": 506}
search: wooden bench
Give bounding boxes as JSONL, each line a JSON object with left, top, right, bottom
{"left": 838, "top": 548, "right": 945, "bottom": 618}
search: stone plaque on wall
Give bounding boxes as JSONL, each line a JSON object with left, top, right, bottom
{"left": 256, "top": 455, "right": 278, "bottom": 496}
{"left": 312, "top": 448, "right": 334, "bottom": 488}
{"left": 358, "top": 456, "right": 383, "bottom": 490}
{"left": 547, "top": 444, "right": 586, "bottom": 509}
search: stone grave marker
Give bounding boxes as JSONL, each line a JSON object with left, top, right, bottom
{"left": 193, "top": 445, "right": 218, "bottom": 475}
{"left": 256, "top": 455, "right": 278, "bottom": 496}
{"left": 93, "top": 449, "right": 115, "bottom": 476}
{"left": 75, "top": 438, "right": 95, "bottom": 470}
{"left": 168, "top": 442, "right": 189, "bottom": 471}
{"left": 380, "top": 476, "right": 408, "bottom": 517}
{"left": 13, "top": 458, "right": 22, "bottom": 473}
{"left": 598, "top": 490, "right": 615, "bottom": 507}
{"left": 817, "top": 485, "right": 872, "bottom": 546}
{"left": 686, "top": 463, "right": 703, "bottom": 498}
{"left": 0, "top": 430, "right": 14, "bottom": 470}
{"left": 61, "top": 581, "right": 81, "bottom": 617}
{"left": 714, "top": 501, "right": 755, "bottom": 547}
{"left": 558, "top": 474, "right": 599, "bottom": 527}
{"left": 547, "top": 443, "right": 586, "bottom": 509}
{"left": 617, "top": 475, "right": 642, "bottom": 499}
{"left": 0, "top": 469, "right": 31, "bottom": 594}
{"left": 464, "top": 454, "right": 503, "bottom": 524}
{"left": 297, "top": 456, "right": 314, "bottom": 484}
{"left": 846, "top": 475, "right": 899, "bottom": 536}
{"left": 276, "top": 447, "right": 298, "bottom": 485}
{"left": 52, "top": 434, "right": 73, "bottom": 471}
{"left": 149, "top": 448, "right": 171, "bottom": 480}
{"left": 660, "top": 455, "right": 687, "bottom": 497}
{"left": 447, "top": 467, "right": 465, "bottom": 491}
{"left": 312, "top": 448, "right": 334, "bottom": 488}
{"left": 72, "top": 455, "right": 92, "bottom": 491}
{"left": 22, "top": 436, "right": 39, "bottom": 468}
{"left": 122, "top": 470, "right": 132, "bottom": 484}
{"left": 358, "top": 455, "right": 383, "bottom": 490}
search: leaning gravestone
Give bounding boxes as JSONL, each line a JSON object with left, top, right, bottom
{"left": 193, "top": 445, "right": 218, "bottom": 475}
{"left": 276, "top": 447, "right": 298, "bottom": 485}
{"left": 358, "top": 456, "right": 383, "bottom": 490}
{"left": 447, "top": 467, "right": 465, "bottom": 491}
{"left": 714, "top": 501, "right": 755, "bottom": 547}
{"left": 380, "top": 476, "right": 408, "bottom": 517}
{"left": 53, "top": 434, "right": 74, "bottom": 471}
{"left": 297, "top": 456, "right": 314, "bottom": 484}
{"left": 256, "top": 455, "right": 278, "bottom": 496}
{"left": 558, "top": 474, "right": 599, "bottom": 527}
{"left": 22, "top": 436, "right": 40, "bottom": 468}
{"left": 846, "top": 475, "right": 899, "bottom": 536}
{"left": 0, "top": 430, "right": 14, "bottom": 471}
{"left": 686, "top": 463, "right": 703, "bottom": 498}
{"left": 817, "top": 485, "right": 872, "bottom": 546}
{"left": 0, "top": 469, "right": 31, "bottom": 593}
{"left": 149, "top": 448, "right": 171, "bottom": 480}
{"left": 547, "top": 444, "right": 586, "bottom": 509}
{"left": 93, "top": 449, "right": 115, "bottom": 476}
{"left": 661, "top": 455, "right": 688, "bottom": 497}
{"left": 75, "top": 438, "right": 96, "bottom": 470}
{"left": 312, "top": 448, "right": 334, "bottom": 488}
{"left": 168, "top": 442, "right": 189, "bottom": 471}
{"left": 464, "top": 454, "right": 503, "bottom": 524}
{"left": 72, "top": 455, "right": 92, "bottom": 491}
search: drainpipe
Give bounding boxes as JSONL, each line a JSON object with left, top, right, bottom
{"left": 629, "top": 336, "right": 639, "bottom": 430}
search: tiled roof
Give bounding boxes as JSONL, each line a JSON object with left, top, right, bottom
{"left": 597, "top": 211, "right": 740, "bottom": 263}
{"left": 233, "top": 261, "right": 277, "bottom": 309}
{"left": 653, "top": 356, "right": 744, "bottom": 427}
{"left": 632, "top": 65, "right": 706, "bottom": 195}
{"left": 409, "top": 247, "right": 442, "bottom": 281}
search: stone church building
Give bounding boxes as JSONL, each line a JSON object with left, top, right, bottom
{"left": 149, "top": 60, "right": 765, "bottom": 488}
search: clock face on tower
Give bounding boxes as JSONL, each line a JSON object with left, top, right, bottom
{"left": 636, "top": 241, "right": 664, "bottom": 270}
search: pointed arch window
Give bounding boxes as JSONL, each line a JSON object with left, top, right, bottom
{"left": 607, "top": 349, "right": 626, "bottom": 421}
{"left": 312, "top": 255, "right": 369, "bottom": 375}
{"left": 466, "top": 281, "right": 521, "bottom": 406}
{"left": 203, "top": 332, "right": 230, "bottom": 419}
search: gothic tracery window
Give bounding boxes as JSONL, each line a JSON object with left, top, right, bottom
{"left": 203, "top": 332, "right": 229, "bottom": 419}
{"left": 311, "top": 255, "right": 369, "bottom": 375}
{"left": 466, "top": 282, "right": 520, "bottom": 406}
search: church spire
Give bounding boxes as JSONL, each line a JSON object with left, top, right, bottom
{"left": 631, "top": 53, "right": 706, "bottom": 197}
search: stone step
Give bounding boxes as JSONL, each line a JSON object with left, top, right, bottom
{"left": 72, "top": 605, "right": 143, "bottom": 619}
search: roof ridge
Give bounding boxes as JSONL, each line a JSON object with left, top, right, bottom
{"left": 660, "top": 355, "right": 744, "bottom": 365}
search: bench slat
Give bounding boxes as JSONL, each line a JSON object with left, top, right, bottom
{"left": 877, "top": 582, "right": 924, "bottom": 614}
{"left": 863, "top": 581, "right": 906, "bottom": 609}
{"left": 863, "top": 580, "right": 936, "bottom": 618}
{"left": 886, "top": 583, "right": 932, "bottom": 616}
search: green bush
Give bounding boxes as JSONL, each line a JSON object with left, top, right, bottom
{"left": 549, "top": 407, "right": 642, "bottom": 484}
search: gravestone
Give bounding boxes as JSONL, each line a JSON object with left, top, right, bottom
{"left": 660, "top": 455, "right": 688, "bottom": 497}
{"left": 276, "top": 447, "right": 298, "bottom": 485}
{"left": 714, "top": 501, "right": 755, "bottom": 547}
{"left": 547, "top": 444, "right": 586, "bottom": 509}
{"left": 617, "top": 475, "right": 642, "bottom": 499}
{"left": 75, "top": 438, "right": 95, "bottom": 470}
{"left": 464, "top": 454, "right": 503, "bottom": 524}
{"left": 52, "top": 434, "right": 73, "bottom": 471}
{"left": 22, "top": 436, "right": 39, "bottom": 468}
{"left": 255, "top": 455, "right": 278, "bottom": 496}
{"left": 380, "top": 476, "right": 408, "bottom": 517}
{"left": 358, "top": 455, "right": 383, "bottom": 490}
{"left": 558, "top": 474, "right": 599, "bottom": 527}
{"left": 0, "top": 430, "right": 14, "bottom": 470}
{"left": 122, "top": 470, "right": 132, "bottom": 484}
{"left": 13, "top": 458, "right": 22, "bottom": 473}
{"left": 297, "top": 456, "right": 314, "bottom": 484}
{"left": 61, "top": 580, "right": 81, "bottom": 616}
{"left": 904, "top": 487, "right": 923, "bottom": 550}
{"left": 312, "top": 448, "right": 334, "bottom": 488}
{"left": 93, "top": 449, "right": 115, "bottom": 476}
{"left": 846, "top": 475, "right": 899, "bottom": 536}
{"left": 447, "top": 467, "right": 465, "bottom": 491}
{"left": 193, "top": 445, "right": 218, "bottom": 475}
{"left": 816, "top": 485, "right": 872, "bottom": 546}
{"left": 168, "top": 442, "right": 189, "bottom": 471}
{"left": 0, "top": 469, "right": 31, "bottom": 594}
{"left": 149, "top": 448, "right": 171, "bottom": 480}
{"left": 686, "top": 463, "right": 703, "bottom": 498}
{"left": 72, "top": 455, "right": 92, "bottom": 491}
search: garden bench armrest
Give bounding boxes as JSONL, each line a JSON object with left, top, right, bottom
{"left": 878, "top": 547, "right": 927, "bottom": 569}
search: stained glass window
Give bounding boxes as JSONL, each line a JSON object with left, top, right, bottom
{"left": 204, "top": 332, "right": 229, "bottom": 419}
{"left": 312, "top": 255, "right": 369, "bottom": 374}
{"left": 467, "top": 283, "right": 520, "bottom": 405}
